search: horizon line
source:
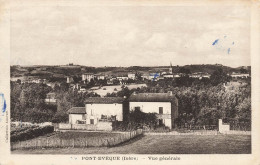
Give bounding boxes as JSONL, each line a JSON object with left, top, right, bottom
{"left": 10, "top": 63, "right": 251, "bottom": 68}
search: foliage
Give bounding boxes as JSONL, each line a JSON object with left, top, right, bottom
{"left": 112, "top": 109, "right": 158, "bottom": 131}
{"left": 210, "top": 68, "right": 231, "bottom": 86}
{"left": 10, "top": 82, "right": 92, "bottom": 123}
{"left": 11, "top": 125, "right": 54, "bottom": 142}
{"left": 146, "top": 77, "right": 251, "bottom": 129}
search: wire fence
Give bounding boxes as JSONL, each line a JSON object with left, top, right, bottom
{"left": 11, "top": 129, "right": 143, "bottom": 150}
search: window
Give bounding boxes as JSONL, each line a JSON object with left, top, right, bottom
{"left": 101, "top": 115, "right": 107, "bottom": 120}
{"left": 158, "top": 119, "right": 163, "bottom": 126}
{"left": 90, "top": 119, "right": 94, "bottom": 124}
{"left": 159, "top": 107, "right": 163, "bottom": 114}
{"left": 82, "top": 114, "right": 86, "bottom": 120}
{"left": 134, "top": 106, "right": 141, "bottom": 111}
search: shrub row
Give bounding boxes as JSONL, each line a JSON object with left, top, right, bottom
{"left": 11, "top": 125, "right": 54, "bottom": 142}
{"left": 11, "top": 126, "right": 38, "bottom": 135}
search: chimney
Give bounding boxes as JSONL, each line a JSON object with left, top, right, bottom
{"left": 168, "top": 91, "right": 173, "bottom": 96}
{"left": 133, "top": 91, "right": 136, "bottom": 95}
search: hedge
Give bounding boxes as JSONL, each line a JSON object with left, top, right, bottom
{"left": 11, "top": 125, "right": 54, "bottom": 142}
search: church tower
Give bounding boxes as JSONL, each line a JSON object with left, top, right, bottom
{"left": 169, "top": 62, "right": 173, "bottom": 74}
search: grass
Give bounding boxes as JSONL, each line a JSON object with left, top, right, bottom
{"left": 52, "top": 131, "right": 122, "bottom": 140}
{"left": 12, "top": 134, "right": 251, "bottom": 154}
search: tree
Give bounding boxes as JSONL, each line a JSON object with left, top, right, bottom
{"left": 128, "top": 109, "right": 158, "bottom": 129}
{"left": 178, "top": 67, "right": 191, "bottom": 74}
{"left": 210, "top": 68, "right": 230, "bottom": 86}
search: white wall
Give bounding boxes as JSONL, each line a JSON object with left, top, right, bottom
{"left": 69, "top": 114, "right": 84, "bottom": 124}
{"left": 218, "top": 119, "right": 230, "bottom": 133}
{"left": 129, "top": 102, "right": 171, "bottom": 114}
{"left": 164, "top": 119, "right": 172, "bottom": 128}
{"left": 86, "top": 103, "right": 123, "bottom": 124}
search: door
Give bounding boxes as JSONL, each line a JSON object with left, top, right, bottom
{"left": 134, "top": 106, "right": 141, "bottom": 111}
{"left": 159, "top": 107, "right": 163, "bottom": 114}
{"left": 159, "top": 119, "right": 163, "bottom": 126}
{"left": 90, "top": 119, "right": 94, "bottom": 124}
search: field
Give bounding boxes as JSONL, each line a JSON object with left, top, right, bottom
{"left": 89, "top": 84, "right": 147, "bottom": 97}
{"left": 12, "top": 134, "right": 251, "bottom": 154}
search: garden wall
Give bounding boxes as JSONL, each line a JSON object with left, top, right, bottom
{"left": 58, "top": 122, "right": 112, "bottom": 131}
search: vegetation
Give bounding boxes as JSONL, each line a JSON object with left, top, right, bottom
{"left": 11, "top": 125, "right": 54, "bottom": 142}
{"left": 10, "top": 82, "right": 100, "bottom": 123}
{"left": 113, "top": 109, "right": 158, "bottom": 131}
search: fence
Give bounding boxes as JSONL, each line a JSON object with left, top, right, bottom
{"left": 11, "top": 129, "right": 143, "bottom": 150}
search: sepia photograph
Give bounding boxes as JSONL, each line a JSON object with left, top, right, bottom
{"left": 9, "top": 2, "right": 252, "bottom": 155}
{"left": 1, "top": 0, "right": 260, "bottom": 164}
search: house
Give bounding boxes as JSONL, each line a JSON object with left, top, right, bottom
{"left": 128, "top": 73, "right": 136, "bottom": 80}
{"left": 68, "top": 107, "right": 86, "bottom": 124}
{"left": 189, "top": 72, "right": 210, "bottom": 79}
{"left": 173, "top": 73, "right": 181, "bottom": 78}
{"left": 79, "top": 86, "right": 87, "bottom": 93}
{"left": 82, "top": 73, "right": 94, "bottom": 82}
{"left": 45, "top": 92, "right": 57, "bottom": 104}
{"left": 67, "top": 77, "right": 74, "bottom": 83}
{"left": 149, "top": 73, "right": 160, "bottom": 81}
{"left": 66, "top": 97, "right": 126, "bottom": 131}
{"left": 128, "top": 92, "right": 178, "bottom": 129}
{"left": 163, "top": 74, "right": 174, "bottom": 79}
{"left": 141, "top": 74, "right": 149, "bottom": 80}
{"left": 116, "top": 75, "right": 128, "bottom": 81}
{"left": 84, "top": 97, "right": 125, "bottom": 124}
{"left": 230, "top": 73, "right": 250, "bottom": 78}
{"left": 95, "top": 74, "right": 105, "bottom": 80}
{"left": 107, "top": 80, "right": 114, "bottom": 85}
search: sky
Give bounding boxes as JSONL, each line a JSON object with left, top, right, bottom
{"left": 10, "top": 4, "right": 251, "bottom": 67}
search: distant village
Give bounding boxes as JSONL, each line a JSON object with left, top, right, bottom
{"left": 11, "top": 63, "right": 250, "bottom": 94}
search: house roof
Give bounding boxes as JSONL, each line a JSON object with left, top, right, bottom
{"left": 129, "top": 93, "right": 176, "bottom": 102}
{"left": 67, "top": 107, "right": 86, "bottom": 114}
{"left": 85, "top": 97, "right": 125, "bottom": 104}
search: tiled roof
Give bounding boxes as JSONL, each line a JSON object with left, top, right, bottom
{"left": 67, "top": 107, "right": 86, "bottom": 114}
{"left": 129, "top": 93, "right": 176, "bottom": 102}
{"left": 85, "top": 97, "right": 125, "bottom": 104}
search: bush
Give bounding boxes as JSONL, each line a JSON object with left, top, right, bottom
{"left": 112, "top": 110, "right": 158, "bottom": 131}
{"left": 11, "top": 125, "right": 54, "bottom": 142}
{"left": 51, "top": 112, "right": 69, "bottom": 123}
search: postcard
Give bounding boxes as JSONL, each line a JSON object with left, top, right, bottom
{"left": 0, "top": 0, "right": 260, "bottom": 165}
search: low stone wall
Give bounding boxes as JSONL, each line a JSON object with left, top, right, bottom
{"left": 58, "top": 122, "right": 112, "bottom": 131}
{"left": 144, "top": 130, "right": 219, "bottom": 136}
{"left": 220, "top": 130, "right": 251, "bottom": 135}
{"left": 144, "top": 130, "right": 251, "bottom": 136}
{"left": 96, "top": 122, "right": 112, "bottom": 131}
{"left": 218, "top": 119, "right": 230, "bottom": 133}
{"left": 59, "top": 123, "right": 72, "bottom": 130}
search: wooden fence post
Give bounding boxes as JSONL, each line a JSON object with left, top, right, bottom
{"left": 46, "top": 139, "right": 49, "bottom": 147}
